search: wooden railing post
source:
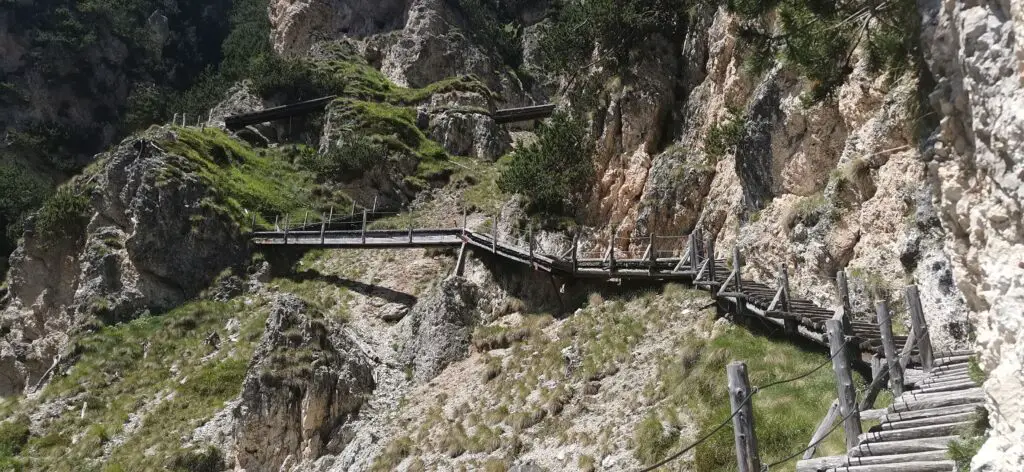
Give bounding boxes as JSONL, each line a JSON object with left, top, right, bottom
{"left": 528, "top": 223, "right": 534, "bottom": 263}
{"left": 781, "top": 265, "right": 798, "bottom": 335}
{"left": 826, "top": 318, "right": 862, "bottom": 450}
{"left": 250, "top": 211, "right": 257, "bottom": 231}
{"left": 327, "top": 206, "right": 334, "bottom": 226}
{"left": 351, "top": 201, "right": 356, "bottom": 216}
{"left": 733, "top": 246, "right": 742, "bottom": 292}
{"left": 608, "top": 227, "right": 616, "bottom": 273}
{"left": 492, "top": 213, "right": 498, "bottom": 253}
{"left": 648, "top": 233, "right": 656, "bottom": 275}
{"left": 274, "top": 214, "right": 279, "bottom": 231}
{"left": 904, "top": 285, "right": 934, "bottom": 371}
{"left": 302, "top": 211, "right": 308, "bottom": 228}
{"left": 875, "top": 300, "right": 904, "bottom": 396}
{"left": 571, "top": 234, "right": 578, "bottom": 275}
{"left": 320, "top": 214, "right": 326, "bottom": 245}
{"left": 283, "top": 214, "right": 290, "bottom": 244}
{"left": 371, "top": 196, "right": 378, "bottom": 213}
{"left": 706, "top": 237, "right": 716, "bottom": 283}
{"left": 408, "top": 211, "right": 414, "bottom": 243}
{"left": 687, "top": 233, "right": 698, "bottom": 271}
{"left": 361, "top": 209, "right": 367, "bottom": 244}
{"left": 836, "top": 270, "right": 855, "bottom": 338}
{"left": 728, "top": 362, "right": 761, "bottom": 472}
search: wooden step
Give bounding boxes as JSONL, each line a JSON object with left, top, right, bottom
{"left": 882, "top": 411, "right": 979, "bottom": 431}
{"left": 859, "top": 421, "right": 972, "bottom": 444}
{"left": 828, "top": 460, "right": 955, "bottom": 472}
{"left": 930, "top": 364, "right": 969, "bottom": 375}
{"left": 849, "top": 435, "right": 957, "bottom": 457}
{"left": 896, "top": 387, "right": 982, "bottom": 403}
{"left": 933, "top": 355, "right": 973, "bottom": 367}
{"left": 908, "top": 380, "right": 979, "bottom": 395}
{"left": 890, "top": 389, "right": 984, "bottom": 413}
{"left": 797, "top": 451, "right": 952, "bottom": 472}
{"left": 881, "top": 404, "right": 982, "bottom": 423}
{"left": 918, "top": 374, "right": 973, "bottom": 388}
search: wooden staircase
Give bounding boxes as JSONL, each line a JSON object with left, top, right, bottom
{"left": 797, "top": 353, "right": 983, "bottom": 472}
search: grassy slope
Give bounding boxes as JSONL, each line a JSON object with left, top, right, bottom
{"left": 370, "top": 283, "right": 868, "bottom": 471}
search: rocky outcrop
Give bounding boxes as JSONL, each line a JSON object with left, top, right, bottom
{"left": 269, "top": 0, "right": 409, "bottom": 57}
{"left": 0, "top": 130, "right": 248, "bottom": 395}
{"left": 401, "top": 277, "right": 479, "bottom": 382}
{"left": 423, "top": 91, "right": 511, "bottom": 160}
{"left": 232, "top": 294, "right": 375, "bottom": 471}
{"left": 917, "top": 1, "right": 1024, "bottom": 469}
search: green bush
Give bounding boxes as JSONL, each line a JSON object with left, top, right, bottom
{"left": 0, "top": 164, "right": 50, "bottom": 256}
{"left": 729, "top": 0, "right": 920, "bottom": 101}
{"left": 0, "top": 418, "right": 30, "bottom": 457}
{"left": 300, "top": 135, "right": 388, "bottom": 180}
{"left": 168, "top": 447, "right": 224, "bottom": 472}
{"left": 497, "top": 111, "right": 594, "bottom": 217}
{"left": 704, "top": 108, "right": 747, "bottom": 160}
{"left": 34, "top": 187, "right": 91, "bottom": 245}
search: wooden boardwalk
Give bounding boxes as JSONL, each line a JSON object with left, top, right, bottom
{"left": 797, "top": 353, "right": 982, "bottom": 472}
{"left": 252, "top": 224, "right": 911, "bottom": 355}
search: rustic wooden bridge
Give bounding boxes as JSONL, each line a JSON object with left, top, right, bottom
{"left": 252, "top": 208, "right": 980, "bottom": 471}
{"left": 224, "top": 96, "right": 555, "bottom": 130}
{"left": 251, "top": 210, "right": 913, "bottom": 356}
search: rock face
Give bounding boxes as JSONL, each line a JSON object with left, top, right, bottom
{"left": 233, "top": 294, "right": 375, "bottom": 471}
{"left": 580, "top": 7, "right": 970, "bottom": 350}
{"left": 917, "top": 1, "right": 1024, "bottom": 469}
{"left": 269, "top": 0, "right": 409, "bottom": 57}
{"left": 0, "top": 131, "right": 248, "bottom": 395}
{"left": 423, "top": 91, "right": 511, "bottom": 160}
{"left": 401, "top": 277, "right": 479, "bottom": 382}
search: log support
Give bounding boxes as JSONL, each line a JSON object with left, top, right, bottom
{"left": 827, "top": 318, "right": 862, "bottom": 450}
{"left": 728, "top": 362, "right": 761, "bottom": 472}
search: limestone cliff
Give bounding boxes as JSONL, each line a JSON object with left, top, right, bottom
{"left": 918, "top": 1, "right": 1024, "bottom": 469}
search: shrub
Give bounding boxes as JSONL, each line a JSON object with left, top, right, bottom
{"left": 302, "top": 134, "right": 389, "bottom": 180}
{"left": 168, "top": 446, "right": 224, "bottom": 472}
{"left": 0, "top": 164, "right": 50, "bottom": 256}
{"left": 497, "top": 111, "right": 594, "bottom": 217}
{"left": 0, "top": 418, "right": 30, "bottom": 457}
{"left": 704, "top": 108, "right": 747, "bottom": 160}
{"left": 34, "top": 187, "right": 91, "bottom": 245}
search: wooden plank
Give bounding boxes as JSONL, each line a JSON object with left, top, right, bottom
{"left": 910, "top": 380, "right": 979, "bottom": 395}
{"left": 881, "top": 404, "right": 982, "bottom": 423}
{"left": 882, "top": 411, "right": 979, "bottom": 431}
{"left": 728, "top": 362, "right": 761, "bottom": 472}
{"left": 844, "top": 450, "right": 951, "bottom": 466}
{"left": 827, "top": 319, "right": 862, "bottom": 450}
{"left": 828, "top": 460, "right": 956, "bottom": 472}
{"left": 933, "top": 355, "right": 973, "bottom": 366}
{"left": 848, "top": 436, "right": 958, "bottom": 457}
{"left": 858, "top": 421, "right": 972, "bottom": 444}
{"left": 889, "top": 389, "right": 985, "bottom": 413}
{"left": 803, "top": 400, "right": 840, "bottom": 460}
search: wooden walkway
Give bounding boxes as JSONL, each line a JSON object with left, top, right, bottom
{"left": 797, "top": 353, "right": 982, "bottom": 472}
{"left": 252, "top": 223, "right": 912, "bottom": 355}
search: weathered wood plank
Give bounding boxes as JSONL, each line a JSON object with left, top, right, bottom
{"left": 859, "top": 421, "right": 972, "bottom": 444}
{"left": 882, "top": 411, "right": 978, "bottom": 431}
{"left": 881, "top": 404, "right": 982, "bottom": 423}
{"left": 889, "top": 388, "right": 985, "bottom": 413}
{"left": 909, "top": 380, "right": 979, "bottom": 395}
{"left": 728, "top": 362, "right": 761, "bottom": 472}
{"left": 827, "top": 460, "right": 956, "bottom": 472}
{"left": 848, "top": 436, "right": 957, "bottom": 457}
{"left": 827, "top": 319, "right": 862, "bottom": 450}
{"left": 804, "top": 400, "right": 840, "bottom": 460}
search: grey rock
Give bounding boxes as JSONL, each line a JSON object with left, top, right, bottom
{"left": 401, "top": 277, "right": 479, "bottom": 382}
{"left": 233, "top": 295, "right": 375, "bottom": 471}
{"left": 377, "top": 303, "right": 409, "bottom": 322}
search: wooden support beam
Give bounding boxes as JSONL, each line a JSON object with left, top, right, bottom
{"left": 871, "top": 354, "right": 883, "bottom": 383}
{"left": 803, "top": 399, "right": 839, "bottom": 460}
{"left": 687, "top": 233, "right": 697, "bottom": 271}
{"left": 408, "top": 212, "right": 414, "bottom": 243}
{"left": 327, "top": 206, "right": 334, "bottom": 225}
{"left": 905, "top": 285, "right": 934, "bottom": 372}
{"left": 372, "top": 196, "right": 378, "bottom": 213}
{"left": 826, "top": 318, "right": 862, "bottom": 450}
{"left": 876, "top": 300, "right": 905, "bottom": 396}
{"left": 320, "top": 214, "right": 326, "bottom": 245}
{"left": 899, "top": 328, "right": 918, "bottom": 371}
{"left": 302, "top": 211, "right": 308, "bottom": 228}
{"left": 727, "top": 362, "right": 760, "bottom": 472}
{"left": 454, "top": 242, "right": 468, "bottom": 277}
